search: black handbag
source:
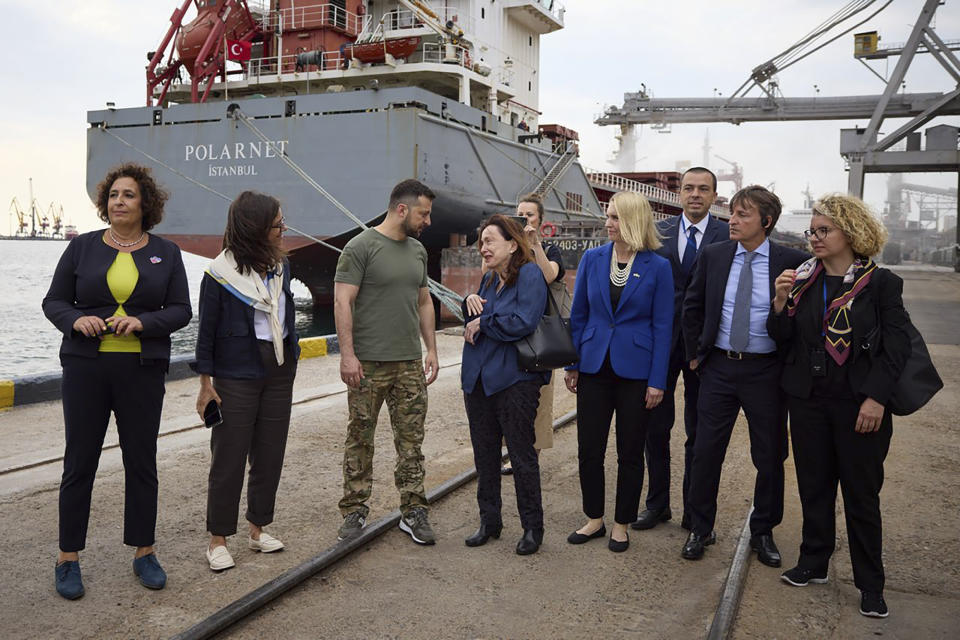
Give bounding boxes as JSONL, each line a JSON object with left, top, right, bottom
{"left": 881, "top": 319, "right": 943, "bottom": 416}
{"left": 515, "top": 289, "right": 579, "bottom": 372}
{"left": 863, "top": 273, "right": 942, "bottom": 416}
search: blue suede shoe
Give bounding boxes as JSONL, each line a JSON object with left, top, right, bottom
{"left": 55, "top": 560, "right": 85, "bottom": 600}
{"left": 133, "top": 553, "right": 167, "bottom": 590}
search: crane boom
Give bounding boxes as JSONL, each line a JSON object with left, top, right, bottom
{"left": 596, "top": 92, "right": 960, "bottom": 126}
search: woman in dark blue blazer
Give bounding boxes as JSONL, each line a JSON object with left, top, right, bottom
{"left": 461, "top": 215, "right": 549, "bottom": 555}
{"left": 43, "top": 164, "right": 192, "bottom": 599}
{"left": 564, "top": 191, "right": 673, "bottom": 552}
{"left": 195, "top": 192, "right": 300, "bottom": 572}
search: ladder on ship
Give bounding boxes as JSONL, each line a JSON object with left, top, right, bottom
{"left": 517, "top": 140, "right": 579, "bottom": 202}
{"left": 532, "top": 141, "right": 579, "bottom": 198}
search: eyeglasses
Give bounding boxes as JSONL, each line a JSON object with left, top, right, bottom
{"left": 803, "top": 226, "right": 834, "bottom": 240}
{"left": 271, "top": 217, "right": 286, "bottom": 230}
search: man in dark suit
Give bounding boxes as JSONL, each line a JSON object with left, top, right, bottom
{"left": 633, "top": 167, "right": 728, "bottom": 532}
{"left": 680, "top": 185, "right": 808, "bottom": 566}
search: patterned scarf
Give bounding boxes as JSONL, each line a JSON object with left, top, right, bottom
{"left": 786, "top": 256, "right": 877, "bottom": 365}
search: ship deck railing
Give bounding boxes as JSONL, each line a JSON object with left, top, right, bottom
{"left": 376, "top": 4, "right": 476, "bottom": 40}
{"left": 586, "top": 169, "right": 730, "bottom": 219}
{"left": 238, "top": 39, "right": 477, "bottom": 85}
{"left": 255, "top": 2, "right": 366, "bottom": 37}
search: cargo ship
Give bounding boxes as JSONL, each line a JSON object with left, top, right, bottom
{"left": 85, "top": 0, "right": 612, "bottom": 308}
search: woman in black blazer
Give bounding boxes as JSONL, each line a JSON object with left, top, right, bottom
{"left": 42, "top": 164, "right": 192, "bottom": 599}
{"left": 767, "top": 194, "right": 910, "bottom": 619}
{"left": 195, "top": 192, "right": 299, "bottom": 572}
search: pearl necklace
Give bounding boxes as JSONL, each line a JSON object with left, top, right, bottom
{"left": 110, "top": 228, "right": 144, "bottom": 248}
{"left": 609, "top": 248, "right": 636, "bottom": 287}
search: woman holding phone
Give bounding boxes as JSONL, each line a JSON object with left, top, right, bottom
{"left": 194, "top": 191, "right": 299, "bottom": 571}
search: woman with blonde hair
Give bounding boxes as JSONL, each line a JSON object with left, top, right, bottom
{"left": 768, "top": 194, "right": 911, "bottom": 618}
{"left": 563, "top": 191, "right": 674, "bottom": 552}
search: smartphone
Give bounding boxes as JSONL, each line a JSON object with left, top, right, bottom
{"left": 203, "top": 399, "right": 223, "bottom": 428}
{"left": 511, "top": 215, "right": 530, "bottom": 229}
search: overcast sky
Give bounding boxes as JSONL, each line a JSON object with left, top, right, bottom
{"left": 1, "top": 0, "right": 958, "bottom": 235}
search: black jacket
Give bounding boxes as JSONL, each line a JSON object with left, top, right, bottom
{"left": 194, "top": 263, "right": 300, "bottom": 380}
{"left": 766, "top": 266, "right": 911, "bottom": 404}
{"left": 682, "top": 239, "right": 809, "bottom": 365}
{"left": 655, "top": 214, "right": 729, "bottom": 353}
{"left": 42, "top": 230, "right": 192, "bottom": 366}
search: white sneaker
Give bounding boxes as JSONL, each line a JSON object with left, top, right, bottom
{"left": 247, "top": 532, "right": 285, "bottom": 553}
{"left": 206, "top": 545, "right": 236, "bottom": 571}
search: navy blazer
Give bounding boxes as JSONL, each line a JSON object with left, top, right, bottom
{"left": 655, "top": 214, "right": 729, "bottom": 352}
{"left": 568, "top": 243, "right": 674, "bottom": 389}
{"left": 767, "top": 266, "right": 911, "bottom": 404}
{"left": 461, "top": 262, "right": 549, "bottom": 396}
{"left": 42, "top": 230, "right": 192, "bottom": 366}
{"left": 682, "top": 239, "right": 809, "bottom": 365}
{"left": 194, "top": 263, "right": 300, "bottom": 380}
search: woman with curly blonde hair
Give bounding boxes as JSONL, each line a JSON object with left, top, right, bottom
{"left": 767, "top": 193, "right": 911, "bottom": 618}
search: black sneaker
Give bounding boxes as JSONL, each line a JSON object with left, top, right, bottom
{"left": 399, "top": 507, "right": 436, "bottom": 545}
{"left": 337, "top": 512, "right": 366, "bottom": 541}
{"left": 780, "top": 566, "right": 828, "bottom": 587}
{"left": 859, "top": 591, "right": 889, "bottom": 618}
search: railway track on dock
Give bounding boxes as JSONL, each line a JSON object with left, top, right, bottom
{"left": 166, "top": 409, "right": 755, "bottom": 640}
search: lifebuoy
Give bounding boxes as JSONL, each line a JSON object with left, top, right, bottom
{"left": 540, "top": 221, "right": 557, "bottom": 238}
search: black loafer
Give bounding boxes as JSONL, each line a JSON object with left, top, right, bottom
{"left": 500, "top": 465, "right": 513, "bottom": 476}
{"left": 566, "top": 524, "right": 606, "bottom": 544}
{"left": 465, "top": 523, "right": 502, "bottom": 547}
{"left": 608, "top": 534, "right": 629, "bottom": 553}
{"left": 631, "top": 507, "right": 672, "bottom": 530}
{"left": 750, "top": 534, "right": 782, "bottom": 567}
{"left": 516, "top": 528, "right": 543, "bottom": 555}
{"left": 681, "top": 531, "right": 716, "bottom": 560}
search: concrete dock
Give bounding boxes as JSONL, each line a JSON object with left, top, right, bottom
{"left": 0, "top": 267, "right": 956, "bottom": 639}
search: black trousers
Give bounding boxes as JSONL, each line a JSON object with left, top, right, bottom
{"left": 788, "top": 394, "right": 891, "bottom": 592}
{"left": 687, "top": 354, "right": 787, "bottom": 537}
{"left": 464, "top": 380, "right": 543, "bottom": 531}
{"left": 644, "top": 339, "right": 700, "bottom": 514}
{"left": 207, "top": 343, "right": 297, "bottom": 537}
{"left": 59, "top": 353, "right": 166, "bottom": 552}
{"left": 576, "top": 368, "right": 651, "bottom": 525}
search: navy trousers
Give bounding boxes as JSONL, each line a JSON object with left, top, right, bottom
{"left": 687, "top": 354, "right": 787, "bottom": 537}
{"left": 644, "top": 339, "right": 701, "bottom": 515}
{"left": 464, "top": 380, "right": 543, "bottom": 531}
{"left": 59, "top": 353, "right": 166, "bottom": 552}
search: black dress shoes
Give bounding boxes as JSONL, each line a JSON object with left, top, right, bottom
{"left": 608, "top": 533, "right": 629, "bottom": 553}
{"left": 631, "top": 507, "right": 672, "bottom": 530}
{"left": 750, "top": 534, "right": 782, "bottom": 567}
{"left": 465, "top": 523, "right": 502, "bottom": 547}
{"left": 516, "top": 528, "right": 543, "bottom": 555}
{"left": 681, "top": 531, "right": 716, "bottom": 560}
{"left": 566, "top": 525, "right": 606, "bottom": 544}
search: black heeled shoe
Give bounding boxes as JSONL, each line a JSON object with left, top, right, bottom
{"left": 516, "top": 528, "right": 544, "bottom": 555}
{"left": 465, "top": 523, "right": 502, "bottom": 547}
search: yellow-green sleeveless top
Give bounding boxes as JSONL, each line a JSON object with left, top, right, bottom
{"left": 99, "top": 252, "right": 142, "bottom": 353}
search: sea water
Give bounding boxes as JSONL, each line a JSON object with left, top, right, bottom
{"left": 0, "top": 238, "right": 329, "bottom": 379}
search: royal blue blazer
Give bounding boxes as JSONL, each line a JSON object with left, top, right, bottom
{"left": 567, "top": 243, "right": 674, "bottom": 390}
{"left": 461, "top": 262, "right": 549, "bottom": 396}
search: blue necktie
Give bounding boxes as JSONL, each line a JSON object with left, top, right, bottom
{"left": 680, "top": 226, "right": 698, "bottom": 274}
{"left": 729, "top": 251, "right": 756, "bottom": 353}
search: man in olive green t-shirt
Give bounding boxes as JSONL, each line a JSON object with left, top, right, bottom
{"left": 333, "top": 179, "right": 439, "bottom": 545}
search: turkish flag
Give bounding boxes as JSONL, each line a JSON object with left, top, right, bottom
{"left": 226, "top": 39, "right": 252, "bottom": 62}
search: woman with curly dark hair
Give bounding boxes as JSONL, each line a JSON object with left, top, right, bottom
{"left": 461, "top": 214, "right": 549, "bottom": 555}
{"left": 194, "top": 191, "right": 299, "bottom": 572}
{"left": 42, "top": 163, "right": 192, "bottom": 599}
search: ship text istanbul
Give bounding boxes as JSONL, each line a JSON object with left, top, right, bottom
{"left": 183, "top": 140, "right": 290, "bottom": 177}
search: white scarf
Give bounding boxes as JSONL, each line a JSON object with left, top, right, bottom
{"left": 207, "top": 250, "right": 286, "bottom": 365}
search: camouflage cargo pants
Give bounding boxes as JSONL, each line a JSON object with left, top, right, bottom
{"left": 338, "top": 359, "right": 428, "bottom": 518}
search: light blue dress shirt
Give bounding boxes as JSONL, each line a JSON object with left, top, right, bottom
{"left": 715, "top": 238, "right": 776, "bottom": 354}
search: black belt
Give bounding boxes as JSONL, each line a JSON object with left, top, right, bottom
{"left": 713, "top": 347, "right": 776, "bottom": 360}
